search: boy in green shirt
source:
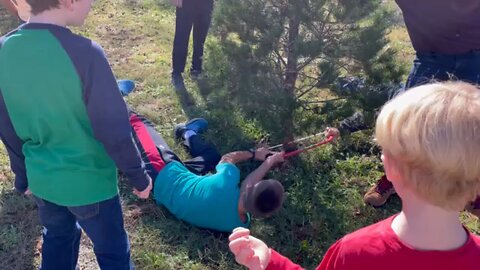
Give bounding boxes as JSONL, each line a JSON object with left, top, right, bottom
{"left": 0, "top": 1, "right": 151, "bottom": 269}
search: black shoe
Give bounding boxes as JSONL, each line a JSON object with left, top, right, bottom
{"left": 190, "top": 69, "right": 207, "bottom": 80}
{"left": 171, "top": 73, "right": 185, "bottom": 89}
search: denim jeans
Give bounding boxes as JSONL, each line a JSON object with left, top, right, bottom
{"left": 405, "top": 51, "right": 480, "bottom": 89}
{"left": 33, "top": 195, "right": 133, "bottom": 270}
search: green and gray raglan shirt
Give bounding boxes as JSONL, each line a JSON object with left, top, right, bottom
{"left": 0, "top": 23, "right": 150, "bottom": 206}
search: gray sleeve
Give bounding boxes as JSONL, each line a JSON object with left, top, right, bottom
{"left": 0, "top": 91, "right": 27, "bottom": 193}
{"left": 83, "top": 42, "right": 150, "bottom": 191}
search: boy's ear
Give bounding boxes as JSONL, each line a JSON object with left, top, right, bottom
{"left": 381, "top": 152, "right": 401, "bottom": 183}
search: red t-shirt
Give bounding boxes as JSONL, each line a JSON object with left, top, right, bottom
{"left": 267, "top": 215, "right": 480, "bottom": 270}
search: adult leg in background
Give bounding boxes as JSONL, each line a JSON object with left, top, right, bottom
{"left": 190, "top": 0, "right": 214, "bottom": 74}
{"left": 171, "top": 0, "right": 196, "bottom": 88}
{"left": 364, "top": 52, "right": 454, "bottom": 207}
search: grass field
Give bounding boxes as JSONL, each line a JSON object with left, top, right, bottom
{"left": 0, "top": 1, "right": 479, "bottom": 269}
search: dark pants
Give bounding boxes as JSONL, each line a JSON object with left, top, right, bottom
{"left": 33, "top": 195, "right": 133, "bottom": 270}
{"left": 373, "top": 50, "right": 480, "bottom": 197}
{"left": 402, "top": 51, "right": 480, "bottom": 202}
{"left": 129, "top": 111, "right": 220, "bottom": 177}
{"left": 143, "top": 133, "right": 221, "bottom": 176}
{"left": 182, "top": 134, "right": 222, "bottom": 175}
{"left": 405, "top": 51, "right": 480, "bottom": 89}
{"left": 172, "top": 0, "right": 214, "bottom": 74}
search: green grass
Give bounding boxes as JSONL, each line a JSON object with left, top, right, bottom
{"left": 0, "top": 1, "right": 479, "bottom": 269}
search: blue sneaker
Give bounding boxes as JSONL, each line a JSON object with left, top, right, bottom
{"left": 117, "top": 79, "right": 135, "bottom": 96}
{"left": 174, "top": 118, "right": 208, "bottom": 141}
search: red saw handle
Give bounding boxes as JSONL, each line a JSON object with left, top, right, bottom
{"left": 283, "top": 135, "right": 334, "bottom": 158}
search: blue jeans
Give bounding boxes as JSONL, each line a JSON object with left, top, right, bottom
{"left": 33, "top": 195, "right": 133, "bottom": 270}
{"left": 405, "top": 51, "right": 480, "bottom": 89}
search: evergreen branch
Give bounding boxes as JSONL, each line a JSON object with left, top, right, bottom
{"left": 273, "top": 49, "right": 287, "bottom": 67}
{"left": 295, "top": 83, "right": 319, "bottom": 100}
{"left": 305, "top": 97, "right": 345, "bottom": 104}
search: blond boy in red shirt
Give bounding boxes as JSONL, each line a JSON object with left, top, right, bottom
{"left": 229, "top": 81, "right": 480, "bottom": 270}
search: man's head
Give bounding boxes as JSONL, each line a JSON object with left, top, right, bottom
{"left": 26, "top": 0, "right": 93, "bottom": 26}
{"left": 243, "top": 179, "right": 284, "bottom": 218}
{"left": 375, "top": 81, "right": 480, "bottom": 211}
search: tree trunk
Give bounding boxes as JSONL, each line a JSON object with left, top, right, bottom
{"left": 282, "top": 15, "right": 300, "bottom": 147}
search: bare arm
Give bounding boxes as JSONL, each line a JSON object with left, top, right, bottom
{"left": 219, "top": 151, "right": 253, "bottom": 165}
{"left": 240, "top": 152, "right": 284, "bottom": 193}
{"left": 0, "top": 0, "right": 18, "bottom": 17}
{"left": 219, "top": 147, "right": 273, "bottom": 165}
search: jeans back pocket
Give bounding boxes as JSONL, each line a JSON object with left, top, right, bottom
{"left": 68, "top": 203, "right": 100, "bottom": 220}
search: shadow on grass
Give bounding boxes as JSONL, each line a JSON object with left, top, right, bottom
{"left": 173, "top": 80, "right": 258, "bottom": 154}
{"left": 173, "top": 85, "right": 197, "bottom": 113}
{"left": 0, "top": 189, "right": 40, "bottom": 270}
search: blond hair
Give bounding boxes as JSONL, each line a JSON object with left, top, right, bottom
{"left": 375, "top": 81, "right": 480, "bottom": 210}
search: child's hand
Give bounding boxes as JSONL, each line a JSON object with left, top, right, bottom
{"left": 255, "top": 147, "right": 273, "bottom": 161}
{"left": 266, "top": 152, "right": 285, "bottom": 166}
{"left": 325, "top": 127, "right": 340, "bottom": 140}
{"left": 24, "top": 188, "right": 32, "bottom": 195}
{"left": 229, "top": 227, "right": 271, "bottom": 270}
{"left": 133, "top": 176, "right": 152, "bottom": 199}
{"left": 170, "top": 0, "right": 183, "bottom": 8}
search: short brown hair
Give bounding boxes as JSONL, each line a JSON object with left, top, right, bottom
{"left": 244, "top": 179, "right": 284, "bottom": 217}
{"left": 25, "top": 0, "right": 60, "bottom": 15}
{"left": 375, "top": 82, "right": 480, "bottom": 210}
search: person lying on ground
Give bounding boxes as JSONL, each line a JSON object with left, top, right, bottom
{"left": 228, "top": 81, "right": 480, "bottom": 270}
{"left": 129, "top": 111, "right": 288, "bottom": 232}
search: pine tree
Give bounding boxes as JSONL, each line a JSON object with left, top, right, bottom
{"left": 208, "top": 0, "right": 404, "bottom": 142}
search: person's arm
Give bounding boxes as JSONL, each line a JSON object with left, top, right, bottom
{"left": 229, "top": 227, "right": 344, "bottom": 270}
{"left": 0, "top": 0, "right": 18, "bottom": 17}
{"left": 219, "top": 147, "right": 272, "bottom": 165}
{"left": 0, "top": 92, "right": 27, "bottom": 194}
{"left": 229, "top": 227, "right": 304, "bottom": 270}
{"left": 1, "top": 138, "right": 27, "bottom": 193}
{"left": 219, "top": 151, "right": 254, "bottom": 164}
{"left": 338, "top": 111, "right": 367, "bottom": 135}
{"left": 240, "top": 152, "right": 284, "bottom": 194}
{"left": 85, "top": 42, "right": 151, "bottom": 197}
{"left": 269, "top": 239, "right": 344, "bottom": 270}
{"left": 266, "top": 249, "right": 304, "bottom": 270}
